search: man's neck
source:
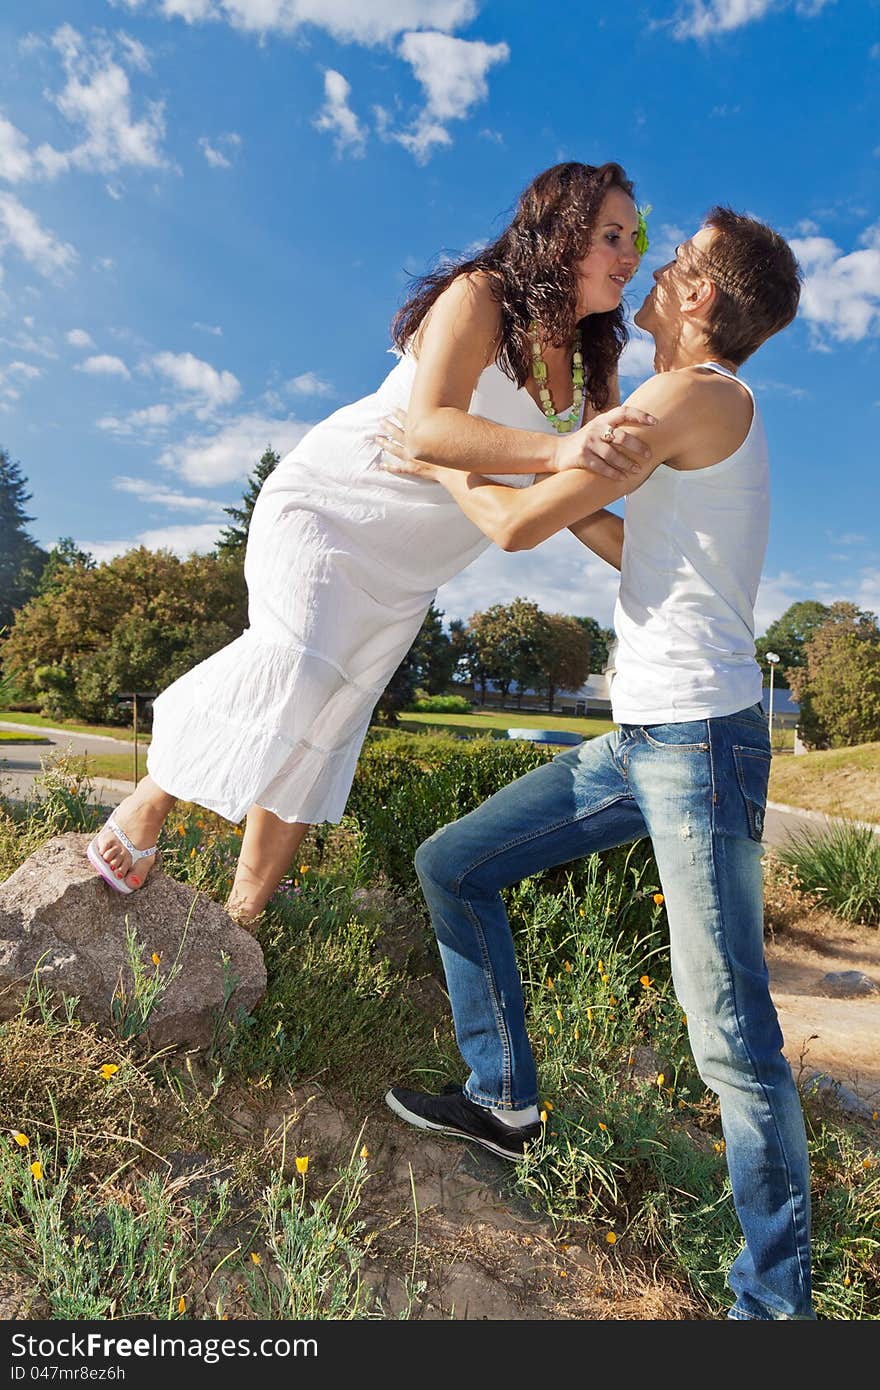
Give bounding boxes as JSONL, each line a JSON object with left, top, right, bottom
{"left": 652, "top": 336, "right": 738, "bottom": 376}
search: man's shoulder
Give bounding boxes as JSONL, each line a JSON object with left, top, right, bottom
{"left": 623, "top": 367, "right": 754, "bottom": 468}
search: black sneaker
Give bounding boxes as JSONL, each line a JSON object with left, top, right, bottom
{"left": 384, "top": 1084, "right": 541, "bottom": 1161}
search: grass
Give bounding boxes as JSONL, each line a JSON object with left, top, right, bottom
{"left": 776, "top": 820, "right": 880, "bottom": 926}
{"left": 768, "top": 741, "right": 880, "bottom": 824}
{"left": 0, "top": 709, "right": 148, "bottom": 743}
{"left": 0, "top": 748, "right": 877, "bottom": 1321}
{"left": 0, "top": 731, "right": 50, "bottom": 744}
{"left": 400, "top": 708, "right": 618, "bottom": 739}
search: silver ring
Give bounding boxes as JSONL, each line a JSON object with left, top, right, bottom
{"left": 601, "top": 424, "right": 616, "bottom": 444}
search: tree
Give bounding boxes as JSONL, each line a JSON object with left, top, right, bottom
{"left": 573, "top": 615, "right": 614, "bottom": 673}
{"left": 536, "top": 613, "right": 592, "bottom": 712}
{"left": 409, "top": 602, "right": 457, "bottom": 694}
{"left": 214, "top": 446, "right": 280, "bottom": 559}
{"left": 468, "top": 599, "right": 544, "bottom": 704}
{"left": 37, "top": 536, "right": 95, "bottom": 596}
{"left": 2, "top": 546, "right": 247, "bottom": 723}
{"left": 448, "top": 617, "right": 488, "bottom": 699}
{"left": 788, "top": 602, "right": 880, "bottom": 748}
{"left": 755, "top": 600, "right": 830, "bottom": 687}
{"left": 0, "top": 447, "right": 48, "bottom": 632}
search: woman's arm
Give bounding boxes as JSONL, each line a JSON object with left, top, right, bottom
{"left": 403, "top": 273, "right": 655, "bottom": 481}
{"left": 568, "top": 509, "right": 625, "bottom": 570}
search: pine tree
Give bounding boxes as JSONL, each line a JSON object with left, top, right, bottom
{"left": 0, "top": 446, "right": 47, "bottom": 633}
{"left": 214, "top": 446, "right": 280, "bottom": 559}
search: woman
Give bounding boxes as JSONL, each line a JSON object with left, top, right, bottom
{"left": 87, "top": 160, "right": 654, "bottom": 927}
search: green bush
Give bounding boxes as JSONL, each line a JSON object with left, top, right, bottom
{"left": 777, "top": 821, "right": 880, "bottom": 925}
{"left": 408, "top": 693, "right": 472, "bottom": 714}
{"left": 346, "top": 733, "right": 555, "bottom": 890}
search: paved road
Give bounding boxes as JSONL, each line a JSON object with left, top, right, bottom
{"left": 0, "top": 720, "right": 136, "bottom": 807}
{"left": 3, "top": 719, "right": 877, "bottom": 848}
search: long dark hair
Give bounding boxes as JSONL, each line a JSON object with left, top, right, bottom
{"left": 391, "top": 161, "right": 635, "bottom": 412}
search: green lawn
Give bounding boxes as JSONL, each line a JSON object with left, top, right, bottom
{"left": 0, "top": 730, "right": 51, "bottom": 744}
{"left": 400, "top": 708, "right": 617, "bottom": 740}
{"left": 0, "top": 710, "right": 148, "bottom": 742}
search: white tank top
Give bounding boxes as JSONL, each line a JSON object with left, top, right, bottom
{"left": 610, "top": 362, "right": 768, "bottom": 724}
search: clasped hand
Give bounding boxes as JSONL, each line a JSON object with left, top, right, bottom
{"left": 374, "top": 405, "right": 656, "bottom": 482}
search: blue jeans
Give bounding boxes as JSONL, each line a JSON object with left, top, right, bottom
{"left": 414, "top": 703, "right": 814, "bottom": 1320}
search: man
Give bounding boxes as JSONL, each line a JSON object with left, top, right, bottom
{"left": 381, "top": 207, "right": 814, "bottom": 1321}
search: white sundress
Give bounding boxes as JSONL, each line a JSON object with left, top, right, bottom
{"left": 146, "top": 349, "right": 581, "bottom": 825}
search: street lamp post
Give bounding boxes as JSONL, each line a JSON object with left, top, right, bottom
{"left": 766, "top": 652, "right": 780, "bottom": 745}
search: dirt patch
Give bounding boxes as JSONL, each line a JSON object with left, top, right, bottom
{"left": 766, "top": 910, "right": 880, "bottom": 1108}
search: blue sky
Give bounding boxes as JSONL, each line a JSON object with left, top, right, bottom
{"left": 1, "top": 0, "right": 878, "bottom": 638}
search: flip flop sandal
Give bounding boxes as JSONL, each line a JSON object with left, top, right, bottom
{"left": 87, "top": 814, "right": 157, "bottom": 895}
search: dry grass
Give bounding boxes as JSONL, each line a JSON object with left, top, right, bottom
{"left": 769, "top": 742, "right": 880, "bottom": 823}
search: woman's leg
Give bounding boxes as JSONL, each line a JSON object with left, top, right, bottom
{"left": 93, "top": 775, "right": 176, "bottom": 889}
{"left": 225, "top": 805, "right": 311, "bottom": 927}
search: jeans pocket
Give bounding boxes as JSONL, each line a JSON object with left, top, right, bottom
{"left": 642, "top": 722, "right": 709, "bottom": 751}
{"left": 733, "top": 744, "right": 771, "bottom": 841}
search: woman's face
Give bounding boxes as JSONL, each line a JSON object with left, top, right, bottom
{"left": 574, "top": 186, "right": 641, "bottom": 319}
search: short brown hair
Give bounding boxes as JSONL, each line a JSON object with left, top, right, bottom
{"left": 692, "top": 207, "right": 802, "bottom": 366}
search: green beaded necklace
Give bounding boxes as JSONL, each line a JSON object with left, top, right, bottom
{"left": 528, "top": 322, "right": 584, "bottom": 434}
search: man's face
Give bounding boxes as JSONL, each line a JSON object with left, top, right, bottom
{"left": 633, "top": 225, "right": 717, "bottom": 335}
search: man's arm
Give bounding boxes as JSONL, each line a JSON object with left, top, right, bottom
{"left": 568, "top": 508, "right": 625, "bottom": 570}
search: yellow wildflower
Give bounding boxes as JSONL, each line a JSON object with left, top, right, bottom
{"left": 573, "top": 1027, "right": 580, "bottom": 1040}
{"left": 178, "top": 1296, "right": 186, "bottom": 1314}
{"left": 152, "top": 952, "right": 161, "bottom": 966}
{"left": 299, "top": 864, "right": 309, "bottom": 874}
{"left": 587, "top": 1008, "right": 593, "bottom": 1023}
{"left": 639, "top": 974, "right": 652, "bottom": 989}
{"left": 360, "top": 1144, "right": 369, "bottom": 1160}
{"left": 295, "top": 1156, "right": 309, "bottom": 1175}
{"left": 656, "top": 1073, "right": 665, "bottom": 1087}
{"left": 558, "top": 1269, "right": 567, "bottom": 1278}
{"left": 546, "top": 976, "right": 554, "bottom": 991}
{"left": 862, "top": 1158, "right": 873, "bottom": 1169}
{"left": 555, "top": 1007, "right": 563, "bottom": 1022}
{"left": 844, "top": 1274, "right": 851, "bottom": 1287}
{"left": 13, "top": 1132, "right": 29, "bottom": 1147}
{"left": 99, "top": 1064, "right": 119, "bottom": 1080}
{"left": 542, "top": 1100, "right": 554, "bottom": 1111}
{"left": 609, "top": 995, "right": 617, "bottom": 1005}
{"left": 176, "top": 824, "right": 185, "bottom": 836}
{"left": 30, "top": 1161, "right": 43, "bottom": 1181}
{"left": 539, "top": 1110, "right": 548, "bottom": 1124}
{"left": 597, "top": 960, "right": 604, "bottom": 973}
{"left": 564, "top": 961, "right": 572, "bottom": 973}
{"left": 653, "top": 892, "right": 664, "bottom": 906}
{"left": 189, "top": 847, "right": 197, "bottom": 859}
{"left": 598, "top": 1122, "right": 607, "bottom": 1132}
{"left": 547, "top": 1024, "right": 555, "bottom": 1035}
{"left": 605, "top": 1231, "right": 617, "bottom": 1245}
{"left": 601, "top": 973, "right": 609, "bottom": 984}
{"left": 250, "top": 1252, "right": 262, "bottom": 1265}
{"left": 578, "top": 908, "right": 585, "bottom": 917}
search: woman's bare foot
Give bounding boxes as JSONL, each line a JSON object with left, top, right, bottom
{"left": 92, "top": 778, "right": 175, "bottom": 890}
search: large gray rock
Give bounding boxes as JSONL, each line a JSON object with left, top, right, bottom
{"left": 0, "top": 833, "right": 266, "bottom": 1052}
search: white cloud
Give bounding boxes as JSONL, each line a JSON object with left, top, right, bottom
{"left": 392, "top": 31, "right": 509, "bottom": 162}
{"left": 97, "top": 402, "right": 177, "bottom": 435}
{"left": 80, "top": 522, "right": 225, "bottom": 563}
{"left": 157, "top": 412, "right": 311, "bottom": 485}
{"left": 198, "top": 132, "right": 242, "bottom": 168}
{"left": 313, "top": 70, "right": 366, "bottom": 158}
{"left": 157, "top": 1, "right": 479, "bottom": 45}
{"left": 791, "top": 222, "right": 880, "bottom": 344}
{"left": 286, "top": 371, "right": 334, "bottom": 397}
{"left": 5, "top": 27, "right": 170, "bottom": 185}
{"left": 0, "top": 193, "right": 77, "bottom": 277}
{"left": 618, "top": 332, "right": 655, "bottom": 382}
{"left": 0, "top": 116, "right": 35, "bottom": 183}
{"left": 77, "top": 353, "right": 131, "bottom": 378}
{"left": 193, "top": 322, "right": 223, "bottom": 335}
{"left": 148, "top": 350, "right": 241, "bottom": 415}
{"left": 113, "top": 475, "right": 226, "bottom": 513}
{"left": 437, "top": 530, "right": 624, "bottom": 630}
{"left": 672, "top": 0, "right": 834, "bottom": 40}
{"left": 66, "top": 327, "right": 95, "bottom": 348}
{"left": 8, "top": 361, "right": 42, "bottom": 380}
